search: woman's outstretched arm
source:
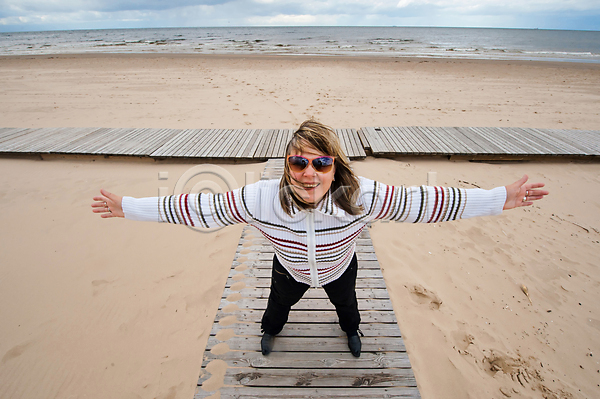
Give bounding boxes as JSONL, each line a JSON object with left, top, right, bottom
{"left": 360, "top": 174, "right": 548, "bottom": 224}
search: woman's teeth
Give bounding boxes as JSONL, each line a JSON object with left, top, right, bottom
{"left": 302, "top": 183, "right": 319, "bottom": 188}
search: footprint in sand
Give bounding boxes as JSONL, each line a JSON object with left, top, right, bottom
{"left": 408, "top": 284, "right": 443, "bottom": 310}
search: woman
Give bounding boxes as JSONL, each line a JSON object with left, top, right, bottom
{"left": 92, "top": 120, "right": 548, "bottom": 358}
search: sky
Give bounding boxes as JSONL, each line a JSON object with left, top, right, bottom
{"left": 1, "top": 0, "right": 599, "bottom": 32}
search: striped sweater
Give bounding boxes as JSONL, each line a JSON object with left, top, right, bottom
{"left": 122, "top": 177, "right": 506, "bottom": 287}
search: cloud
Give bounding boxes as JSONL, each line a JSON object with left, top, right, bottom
{"left": 396, "top": 0, "right": 600, "bottom": 12}
{"left": 0, "top": 0, "right": 598, "bottom": 31}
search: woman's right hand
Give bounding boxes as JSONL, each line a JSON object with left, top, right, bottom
{"left": 92, "top": 189, "right": 124, "bottom": 218}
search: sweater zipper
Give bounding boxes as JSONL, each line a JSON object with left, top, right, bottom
{"left": 306, "top": 210, "right": 319, "bottom": 287}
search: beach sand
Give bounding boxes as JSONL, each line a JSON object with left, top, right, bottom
{"left": 0, "top": 54, "right": 599, "bottom": 399}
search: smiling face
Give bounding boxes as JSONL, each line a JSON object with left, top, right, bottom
{"left": 287, "top": 146, "right": 336, "bottom": 205}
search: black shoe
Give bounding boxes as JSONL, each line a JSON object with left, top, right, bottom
{"left": 261, "top": 333, "right": 275, "bottom": 356}
{"left": 347, "top": 332, "right": 362, "bottom": 357}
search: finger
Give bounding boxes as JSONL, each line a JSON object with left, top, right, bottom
{"left": 527, "top": 190, "right": 549, "bottom": 196}
{"left": 515, "top": 174, "right": 529, "bottom": 187}
{"left": 100, "top": 188, "right": 116, "bottom": 202}
{"left": 526, "top": 184, "right": 546, "bottom": 192}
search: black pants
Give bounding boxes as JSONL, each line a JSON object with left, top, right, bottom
{"left": 260, "top": 254, "right": 360, "bottom": 335}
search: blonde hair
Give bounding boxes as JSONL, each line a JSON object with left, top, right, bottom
{"left": 279, "top": 120, "right": 363, "bottom": 216}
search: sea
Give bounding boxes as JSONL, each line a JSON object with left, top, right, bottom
{"left": 1, "top": 26, "right": 599, "bottom": 63}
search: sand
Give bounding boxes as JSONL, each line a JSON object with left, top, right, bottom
{"left": 0, "top": 54, "right": 599, "bottom": 399}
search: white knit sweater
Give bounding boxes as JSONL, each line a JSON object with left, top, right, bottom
{"left": 122, "top": 177, "right": 506, "bottom": 287}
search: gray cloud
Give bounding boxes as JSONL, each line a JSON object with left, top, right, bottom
{"left": 0, "top": 0, "right": 598, "bottom": 31}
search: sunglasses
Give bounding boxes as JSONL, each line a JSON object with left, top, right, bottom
{"left": 287, "top": 155, "right": 335, "bottom": 173}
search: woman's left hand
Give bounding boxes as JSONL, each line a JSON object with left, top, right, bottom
{"left": 504, "top": 175, "right": 549, "bottom": 210}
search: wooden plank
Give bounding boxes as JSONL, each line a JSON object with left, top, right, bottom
{"left": 349, "top": 128, "right": 367, "bottom": 158}
{"left": 108, "top": 128, "right": 164, "bottom": 155}
{"left": 221, "top": 129, "right": 245, "bottom": 158}
{"left": 95, "top": 128, "right": 149, "bottom": 155}
{"left": 336, "top": 128, "right": 351, "bottom": 157}
{"left": 163, "top": 129, "right": 204, "bottom": 157}
{"left": 476, "top": 127, "right": 532, "bottom": 154}
{"left": 417, "top": 126, "right": 458, "bottom": 154}
{"left": 223, "top": 129, "right": 250, "bottom": 158}
{"left": 522, "top": 128, "right": 587, "bottom": 155}
{"left": 243, "top": 129, "right": 266, "bottom": 158}
{"left": 269, "top": 129, "right": 286, "bottom": 158}
{"left": 197, "top": 129, "right": 227, "bottom": 157}
{"left": 184, "top": 129, "right": 223, "bottom": 157}
{"left": 206, "top": 336, "right": 406, "bottom": 353}
{"left": 0, "top": 128, "right": 32, "bottom": 146}
{"left": 459, "top": 127, "right": 510, "bottom": 154}
{"left": 361, "top": 127, "right": 388, "bottom": 154}
{"left": 1, "top": 128, "right": 58, "bottom": 151}
{"left": 202, "top": 350, "right": 410, "bottom": 369}
{"left": 18, "top": 127, "right": 75, "bottom": 153}
{"left": 399, "top": 126, "right": 433, "bottom": 154}
{"left": 388, "top": 127, "right": 419, "bottom": 153}
{"left": 342, "top": 128, "right": 355, "bottom": 158}
{"left": 357, "top": 128, "right": 371, "bottom": 151}
{"left": 256, "top": 129, "right": 276, "bottom": 158}
{"left": 214, "top": 309, "right": 399, "bottom": 324}
{"left": 571, "top": 129, "right": 600, "bottom": 152}
{"left": 212, "top": 129, "right": 241, "bottom": 158}
{"left": 507, "top": 127, "right": 564, "bottom": 155}
{"left": 83, "top": 128, "right": 131, "bottom": 154}
{"left": 197, "top": 386, "right": 421, "bottom": 398}
{"left": 495, "top": 127, "right": 546, "bottom": 155}
{"left": 219, "top": 297, "right": 394, "bottom": 311}
{"left": 151, "top": 128, "right": 194, "bottom": 157}
{"left": 217, "top": 368, "right": 416, "bottom": 388}
{"left": 412, "top": 126, "right": 452, "bottom": 154}
{"left": 232, "top": 276, "right": 389, "bottom": 289}
{"left": 433, "top": 127, "right": 476, "bottom": 154}
{"left": 222, "top": 287, "right": 390, "bottom": 300}
{"left": 209, "top": 322, "right": 401, "bottom": 338}
{"left": 375, "top": 127, "right": 398, "bottom": 154}
{"left": 549, "top": 129, "right": 598, "bottom": 155}
{"left": 431, "top": 126, "right": 472, "bottom": 154}
{"left": 235, "top": 129, "right": 259, "bottom": 158}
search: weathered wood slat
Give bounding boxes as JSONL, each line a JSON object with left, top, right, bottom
{"left": 243, "top": 129, "right": 266, "bottom": 158}
{"left": 219, "top": 297, "right": 394, "bottom": 311}
{"left": 216, "top": 368, "right": 416, "bottom": 388}
{"left": 209, "top": 322, "right": 401, "bottom": 338}
{"left": 206, "top": 336, "right": 406, "bottom": 353}
{"left": 196, "top": 386, "right": 420, "bottom": 398}
{"left": 230, "top": 276, "right": 390, "bottom": 289}
{"left": 163, "top": 129, "right": 203, "bottom": 157}
{"left": 234, "top": 129, "right": 259, "bottom": 158}
{"left": 222, "top": 287, "right": 390, "bottom": 299}
{"left": 202, "top": 350, "right": 410, "bottom": 368}
{"left": 214, "top": 309, "right": 399, "bottom": 324}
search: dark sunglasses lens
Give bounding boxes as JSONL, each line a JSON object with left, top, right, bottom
{"left": 313, "top": 157, "right": 333, "bottom": 172}
{"left": 288, "top": 156, "right": 309, "bottom": 172}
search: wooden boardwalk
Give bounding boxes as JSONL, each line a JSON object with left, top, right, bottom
{"left": 195, "top": 159, "right": 420, "bottom": 398}
{"left": 1, "top": 125, "right": 598, "bottom": 159}
{"left": 360, "top": 126, "right": 600, "bottom": 157}
{"left": 0, "top": 127, "right": 366, "bottom": 159}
